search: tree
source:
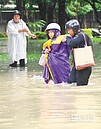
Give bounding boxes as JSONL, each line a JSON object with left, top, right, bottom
{"left": 85, "top": 0, "right": 101, "bottom": 25}
{"left": 58, "top": 0, "right": 66, "bottom": 34}
{"left": 1, "top": 0, "right": 100, "bottom": 30}
{"left": 46, "top": 0, "right": 57, "bottom": 24}
{"left": 15, "top": 0, "right": 29, "bottom": 22}
{"left": 38, "top": 2, "right": 47, "bottom": 22}
{"left": 0, "top": 0, "right": 9, "bottom": 6}
{"left": 37, "top": 0, "right": 57, "bottom": 24}
{"left": 16, "top": 0, "right": 23, "bottom": 14}
{"left": 65, "top": 0, "right": 93, "bottom": 27}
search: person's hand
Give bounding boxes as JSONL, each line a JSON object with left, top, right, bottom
{"left": 62, "top": 35, "right": 67, "bottom": 42}
{"left": 31, "top": 34, "right": 36, "bottom": 39}
{"left": 44, "top": 48, "right": 49, "bottom": 54}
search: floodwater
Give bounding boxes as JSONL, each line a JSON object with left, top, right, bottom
{"left": 0, "top": 61, "right": 101, "bottom": 129}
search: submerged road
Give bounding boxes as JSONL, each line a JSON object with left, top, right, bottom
{"left": 0, "top": 62, "right": 101, "bottom": 129}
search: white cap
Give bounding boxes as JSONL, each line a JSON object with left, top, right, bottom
{"left": 45, "top": 23, "right": 61, "bottom": 31}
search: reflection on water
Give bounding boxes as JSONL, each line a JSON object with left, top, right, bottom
{"left": 0, "top": 62, "right": 101, "bottom": 129}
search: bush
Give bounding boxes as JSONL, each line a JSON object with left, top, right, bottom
{"left": 34, "top": 31, "right": 47, "bottom": 39}
{"left": 0, "top": 32, "right": 7, "bottom": 38}
{"left": 82, "top": 29, "right": 101, "bottom": 43}
{"left": 27, "top": 20, "right": 46, "bottom": 32}
{"left": 0, "top": 54, "right": 8, "bottom": 61}
{"left": 82, "top": 28, "right": 92, "bottom": 37}
{"left": 92, "top": 37, "right": 101, "bottom": 43}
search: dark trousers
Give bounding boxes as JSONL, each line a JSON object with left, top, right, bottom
{"left": 69, "top": 66, "right": 92, "bottom": 86}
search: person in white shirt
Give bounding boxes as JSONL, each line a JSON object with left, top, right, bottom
{"left": 7, "top": 10, "right": 36, "bottom": 67}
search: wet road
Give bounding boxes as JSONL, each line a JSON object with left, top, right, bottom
{"left": 0, "top": 62, "right": 101, "bottom": 129}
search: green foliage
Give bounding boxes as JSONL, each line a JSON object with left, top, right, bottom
{"left": 96, "top": 3, "right": 101, "bottom": 10}
{"left": 28, "top": 39, "right": 47, "bottom": 44}
{"left": 27, "top": 53, "right": 41, "bottom": 61}
{"left": 66, "top": 0, "right": 92, "bottom": 18}
{"left": 0, "top": 54, "right": 8, "bottom": 61}
{"left": 82, "top": 29, "right": 101, "bottom": 43}
{"left": 0, "top": 32, "right": 7, "bottom": 38}
{"left": 92, "top": 37, "right": 101, "bottom": 43}
{"left": 34, "top": 31, "right": 47, "bottom": 39}
{"left": 93, "top": 42, "right": 101, "bottom": 66}
{"left": 82, "top": 28, "right": 92, "bottom": 37}
{"left": 0, "top": 38, "right": 101, "bottom": 64}
{"left": 79, "top": 4, "right": 92, "bottom": 15}
{"left": 66, "top": 6, "right": 76, "bottom": 17}
{"left": 0, "top": 53, "right": 40, "bottom": 62}
{"left": 27, "top": 20, "right": 46, "bottom": 32}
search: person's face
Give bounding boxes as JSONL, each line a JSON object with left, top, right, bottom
{"left": 13, "top": 14, "right": 20, "bottom": 23}
{"left": 67, "top": 28, "right": 74, "bottom": 36}
{"left": 47, "top": 30, "right": 55, "bottom": 39}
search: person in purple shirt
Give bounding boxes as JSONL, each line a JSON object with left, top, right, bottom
{"left": 40, "top": 23, "right": 71, "bottom": 84}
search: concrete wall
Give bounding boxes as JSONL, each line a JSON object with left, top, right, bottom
{"left": 0, "top": 39, "right": 43, "bottom": 54}
{"left": 0, "top": 39, "right": 8, "bottom": 53}
{"left": 0, "top": 23, "right": 6, "bottom": 32}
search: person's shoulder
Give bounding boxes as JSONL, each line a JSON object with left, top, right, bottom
{"left": 8, "top": 19, "right": 13, "bottom": 23}
{"left": 79, "top": 30, "right": 88, "bottom": 37}
{"left": 81, "top": 31, "right": 91, "bottom": 39}
{"left": 7, "top": 19, "right": 13, "bottom": 25}
{"left": 78, "top": 31, "right": 84, "bottom": 36}
{"left": 77, "top": 31, "right": 87, "bottom": 39}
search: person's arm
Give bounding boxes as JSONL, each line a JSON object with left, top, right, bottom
{"left": 22, "top": 23, "right": 36, "bottom": 39}
{"left": 18, "top": 28, "right": 28, "bottom": 32}
{"left": 18, "top": 27, "right": 36, "bottom": 38}
{"left": 66, "top": 33, "right": 84, "bottom": 48}
{"left": 26, "top": 31, "right": 36, "bottom": 39}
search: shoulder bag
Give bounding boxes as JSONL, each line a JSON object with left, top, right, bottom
{"left": 73, "top": 33, "right": 95, "bottom": 70}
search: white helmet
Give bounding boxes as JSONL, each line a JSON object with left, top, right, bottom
{"left": 45, "top": 23, "right": 61, "bottom": 31}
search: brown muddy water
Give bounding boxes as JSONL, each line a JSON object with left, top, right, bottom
{"left": 0, "top": 61, "right": 101, "bottom": 129}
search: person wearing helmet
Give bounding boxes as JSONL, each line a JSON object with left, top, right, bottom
{"left": 65, "top": 19, "right": 93, "bottom": 86}
{"left": 39, "top": 23, "right": 71, "bottom": 84}
{"left": 7, "top": 10, "right": 36, "bottom": 67}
